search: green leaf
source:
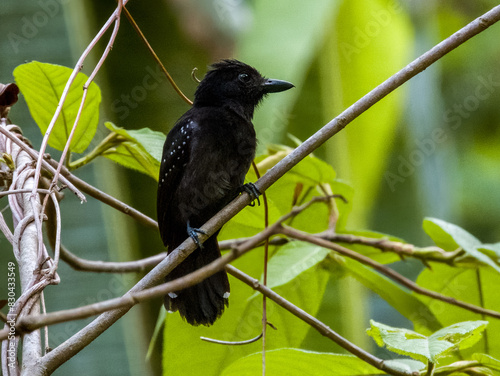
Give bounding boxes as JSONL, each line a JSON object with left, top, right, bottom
{"left": 102, "top": 122, "right": 164, "bottom": 179}
{"left": 423, "top": 218, "right": 500, "bottom": 273}
{"left": 288, "top": 155, "right": 336, "bottom": 185}
{"left": 13, "top": 61, "right": 101, "bottom": 153}
{"left": 221, "top": 349, "right": 396, "bottom": 376}
{"left": 367, "top": 320, "right": 488, "bottom": 364}
{"left": 127, "top": 127, "right": 165, "bottom": 163}
{"left": 266, "top": 242, "right": 330, "bottom": 289}
{"left": 430, "top": 321, "right": 488, "bottom": 351}
{"left": 477, "top": 243, "right": 500, "bottom": 263}
{"left": 423, "top": 217, "right": 479, "bottom": 252}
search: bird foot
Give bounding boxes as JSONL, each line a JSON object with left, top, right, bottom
{"left": 187, "top": 220, "right": 207, "bottom": 249}
{"left": 241, "top": 183, "right": 261, "bottom": 207}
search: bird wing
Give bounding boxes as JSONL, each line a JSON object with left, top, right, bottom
{"left": 157, "top": 116, "right": 195, "bottom": 246}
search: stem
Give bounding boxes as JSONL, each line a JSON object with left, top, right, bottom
{"left": 69, "top": 132, "right": 120, "bottom": 170}
{"left": 122, "top": 6, "right": 193, "bottom": 105}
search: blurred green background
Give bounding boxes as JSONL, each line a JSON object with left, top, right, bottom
{"left": 1, "top": 0, "right": 500, "bottom": 375}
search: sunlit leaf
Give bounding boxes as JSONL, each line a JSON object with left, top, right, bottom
{"left": 13, "top": 61, "right": 101, "bottom": 153}
{"left": 367, "top": 320, "right": 488, "bottom": 364}
{"left": 423, "top": 218, "right": 500, "bottom": 273}
{"left": 102, "top": 122, "right": 164, "bottom": 179}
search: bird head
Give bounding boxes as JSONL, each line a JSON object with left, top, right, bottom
{"left": 193, "top": 59, "right": 294, "bottom": 118}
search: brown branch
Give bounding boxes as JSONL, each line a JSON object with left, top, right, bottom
{"left": 59, "top": 243, "right": 165, "bottom": 273}
{"left": 280, "top": 226, "right": 500, "bottom": 320}
{"left": 122, "top": 5, "right": 193, "bottom": 105}
{"left": 319, "top": 232, "right": 463, "bottom": 265}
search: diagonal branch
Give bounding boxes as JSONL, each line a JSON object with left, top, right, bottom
{"left": 280, "top": 226, "right": 500, "bottom": 319}
{"left": 19, "top": 5, "right": 500, "bottom": 374}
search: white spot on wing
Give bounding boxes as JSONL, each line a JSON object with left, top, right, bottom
{"left": 223, "top": 292, "right": 230, "bottom": 299}
{"left": 168, "top": 292, "right": 178, "bottom": 299}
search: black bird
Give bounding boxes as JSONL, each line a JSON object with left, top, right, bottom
{"left": 157, "top": 59, "right": 293, "bottom": 326}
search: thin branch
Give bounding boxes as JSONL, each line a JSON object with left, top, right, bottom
{"left": 281, "top": 226, "right": 500, "bottom": 319}
{"left": 59, "top": 243, "right": 165, "bottom": 273}
{"left": 48, "top": 0, "right": 123, "bottom": 194}
{"left": 122, "top": 5, "right": 193, "bottom": 105}
{"left": 320, "top": 232, "right": 462, "bottom": 265}
{"left": 253, "top": 161, "right": 270, "bottom": 376}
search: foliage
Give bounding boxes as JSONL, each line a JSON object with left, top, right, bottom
{"left": 367, "top": 320, "right": 488, "bottom": 364}
{"left": 11, "top": 60, "right": 500, "bottom": 375}
{"left": 13, "top": 61, "right": 101, "bottom": 153}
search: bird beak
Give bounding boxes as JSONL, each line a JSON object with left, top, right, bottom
{"left": 262, "top": 79, "right": 294, "bottom": 93}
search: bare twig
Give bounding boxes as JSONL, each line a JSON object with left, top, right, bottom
{"left": 320, "top": 232, "right": 462, "bottom": 265}
{"left": 122, "top": 5, "right": 193, "bottom": 105}
{"left": 280, "top": 226, "right": 500, "bottom": 319}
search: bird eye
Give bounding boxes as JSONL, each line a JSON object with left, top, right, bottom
{"left": 238, "top": 73, "right": 251, "bottom": 83}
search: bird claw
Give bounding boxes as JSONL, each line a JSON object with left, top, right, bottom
{"left": 187, "top": 220, "right": 207, "bottom": 249}
{"left": 241, "top": 183, "right": 261, "bottom": 207}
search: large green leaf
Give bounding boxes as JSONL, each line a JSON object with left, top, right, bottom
{"left": 102, "top": 122, "right": 164, "bottom": 180}
{"left": 13, "top": 61, "right": 101, "bottom": 153}
{"left": 367, "top": 320, "right": 488, "bottom": 364}
{"left": 221, "top": 348, "right": 424, "bottom": 376}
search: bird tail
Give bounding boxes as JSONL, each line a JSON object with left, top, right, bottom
{"left": 164, "top": 235, "right": 229, "bottom": 326}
